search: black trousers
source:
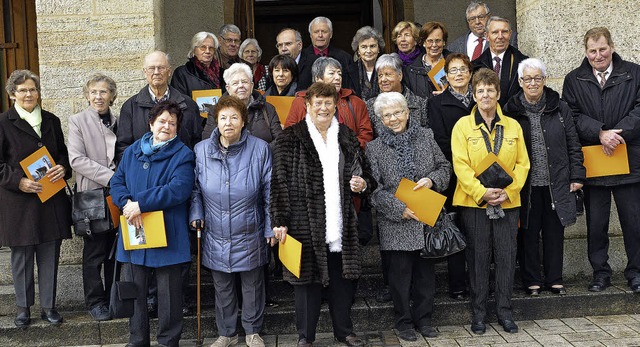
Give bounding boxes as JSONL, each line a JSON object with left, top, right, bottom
{"left": 460, "top": 207, "right": 518, "bottom": 322}
{"left": 520, "top": 186, "right": 565, "bottom": 287}
{"left": 386, "top": 250, "right": 435, "bottom": 330}
{"left": 293, "top": 251, "right": 356, "bottom": 343}
{"left": 11, "top": 239, "right": 61, "bottom": 309}
{"left": 82, "top": 231, "right": 116, "bottom": 309}
{"left": 129, "top": 263, "right": 183, "bottom": 347}
{"left": 584, "top": 182, "right": 640, "bottom": 281}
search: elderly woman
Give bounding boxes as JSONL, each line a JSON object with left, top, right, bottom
{"left": 365, "top": 53, "right": 428, "bottom": 135}
{"left": 0, "top": 70, "right": 71, "bottom": 327}
{"left": 393, "top": 21, "right": 423, "bottom": 67}
{"left": 285, "top": 57, "right": 373, "bottom": 148}
{"left": 404, "top": 21, "right": 451, "bottom": 99}
{"left": 202, "top": 63, "right": 282, "bottom": 142}
{"left": 191, "top": 96, "right": 273, "bottom": 347}
{"left": 451, "top": 68, "right": 529, "bottom": 335}
{"left": 366, "top": 92, "right": 450, "bottom": 341}
{"left": 271, "top": 82, "right": 375, "bottom": 347}
{"left": 240, "top": 38, "right": 268, "bottom": 91}
{"left": 110, "top": 100, "right": 195, "bottom": 347}
{"left": 347, "top": 26, "right": 385, "bottom": 100}
{"left": 504, "top": 58, "right": 585, "bottom": 296}
{"left": 68, "top": 73, "right": 118, "bottom": 322}
{"left": 264, "top": 54, "right": 298, "bottom": 96}
{"left": 171, "top": 31, "right": 221, "bottom": 97}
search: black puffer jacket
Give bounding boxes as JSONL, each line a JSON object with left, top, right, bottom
{"left": 402, "top": 51, "right": 451, "bottom": 99}
{"left": 562, "top": 53, "right": 640, "bottom": 186}
{"left": 504, "top": 87, "right": 586, "bottom": 227}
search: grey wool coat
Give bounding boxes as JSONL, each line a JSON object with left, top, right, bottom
{"left": 365, "top": 123, "right": 451, "bottom": 251}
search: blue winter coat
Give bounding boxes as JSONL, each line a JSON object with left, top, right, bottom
{"left": 111, "top": 134, "right": 195, "bottom": 268}
{"left": 190, "top": 128, "right": 273, "bottom": 273}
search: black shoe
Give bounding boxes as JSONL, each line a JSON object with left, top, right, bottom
{"left": 499, "top": 319, "right": 519, "bottom": 333}
{"left": 265, "top": 299, "right": 280, "bottom": 308}
{"left": 89, "top": 304, "right": 111, "bottom": 321}
{"left": 417, "top": 325, "right": 438, "bottom": 338}
{"left": 526, "top": 286, "right": 541, "bottom": 296}
{"left": 181, "top": 304, "right": 193, "bottom": 317}
{"left": 340, "top": 333, "right": 365, "bottom": 346}
{"left": 471, "top": 321, "right": 486, "bottom": 335}
{"left": 629, "top": 278, "right": 640, "bottom": 293}
{"left": 547, "top": 286, "right": 567, "bottom": 295}
{"left": 41, "top": 309, "right": 63, "bottom": 324}
{"left": 588, "top": 277, "right": 611, "bottom": 292}
{"left": 14, "top": 307, "right": 30, "bottom": 327}
{"left": 147, "top": 302, "right": 158, "bottom": 318}
{"left": 375, "top": 285, "right": 392, "bottom": 303}
{"left": 297, "top": 338, "right": 313, "bottom": 347}
{"left": 397, "top": 329, "right": 417, "bottom": 341}
{"left": 449, "top": 290, "right": 467, "bottom": 300}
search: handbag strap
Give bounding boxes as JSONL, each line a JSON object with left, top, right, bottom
{"left": 111, "top": 233, "right": 134, "bottom": 284}
{"left": 480, "top": 123, "right": 504, "bottom": 155}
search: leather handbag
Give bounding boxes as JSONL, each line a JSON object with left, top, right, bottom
{"left": 420, "top": 211, "right": 467, "bottom": 259}
{"left": 477, "top": 124, "right": 513, "bottom": 189}
{"left": 71, "top": 186, "right": 113, "bottom": 236}
{"left": 109, "top": 245, "right": 138, "bottom": 319}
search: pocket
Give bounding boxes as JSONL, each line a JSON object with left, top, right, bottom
{"left": 501, "top": 132, "right": 519, "bottom": 153}
{"left": 468, "top": 136, "right": 484, "bottom": 152}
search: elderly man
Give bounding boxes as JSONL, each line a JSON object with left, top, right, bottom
{"left": 217, "top": 24, "right": 242, "bottom": 69}
{"left": 563, "top": 27, "right": 640, "bottom": 294}
{"left": 275, "top": 28, "right": 313, "bottom": 91}
{"left": 447, "top": 1, "right": 518, "bottom": 60}
{"left": 471, "top": 16, "right": 527, "bottom": 107}
{"left": 297, "top": 16, "right": 353, "bottom": 91}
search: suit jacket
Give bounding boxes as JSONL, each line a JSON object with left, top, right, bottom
{"left": 297, "top": 44, "right": 354, "bottom": 91}
{"left": 447, "top": 30, "right": 519, "bottom": 57}
{"left": 472, "top": 45, "right": 528, "bottom": 107}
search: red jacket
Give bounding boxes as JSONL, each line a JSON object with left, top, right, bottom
{"left": 285, "top": 88, "right": 373, "bottom": 149}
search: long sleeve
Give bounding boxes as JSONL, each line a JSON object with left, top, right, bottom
{"left": 67, "top": 115, "right": 114, "bottom": 187}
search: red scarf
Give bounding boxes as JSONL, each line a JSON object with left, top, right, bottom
{"left": 253, "top": 64, "right": 266, "bottom": 85}
{"left": 192, "top": 57, "right": 220, "bottom": 88}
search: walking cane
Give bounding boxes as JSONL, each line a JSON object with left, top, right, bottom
{"left": 195, "top": 220, "right": 203, "bottom": 346}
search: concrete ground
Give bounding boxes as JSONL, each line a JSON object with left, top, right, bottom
{"left": 63, "top": 314, "right": 640, "bottom": 346}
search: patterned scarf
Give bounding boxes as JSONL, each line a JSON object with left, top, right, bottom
{"left": 448, "top": 85, "right": 472, "bottom": 108}
{"left": 378, "top": 116, "right": 420, "bottom": 181}
{"left": 192, "top": 57, "right": 220, "bottom": 88}
{"left": 358, "top": 60, "right": 379, "bottom": 100}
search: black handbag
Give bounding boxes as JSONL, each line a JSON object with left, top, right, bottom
{"left": 71, "top": 186, "right": 113, "bottom": 236}
{"left": 109, "top": 241, "right": 137, "bottom": 319}
{"left": 477, "top": 124, "right": 513, "bottom": 189}
{"left": 420, "top": 211, "right": 467, "bottom": 258}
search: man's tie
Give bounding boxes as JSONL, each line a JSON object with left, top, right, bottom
{"left": 472, "top": 37, "right": 484, "bottom": 60}
{"left": 493, "top": 56, "right": 501, "bottom": 77}
{"left": 598, "top": 71, "right": 608, "bottom": 89}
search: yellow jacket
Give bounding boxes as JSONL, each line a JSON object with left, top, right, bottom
{"left": 451, "top": 105, "right": 530, "bottom": 209}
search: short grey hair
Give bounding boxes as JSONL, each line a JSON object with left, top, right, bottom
{"left": 223, "top": 63, "right": 253, "bottom": 84}
{"left": 188, "top": 31, "right": 219, "bottom": 59}
{"left": 219, "top": 24, "right": 241, "bottom": 38}
{"left": 311, "top": 57, "right": 342, "bottom": 81}
{"left": 351, "top": 26, "right": 385, "bottom": 52}
{"left": 239, "top": 38, "right": 263, "bottom": 59}
{"left": 308, "top": 16, "right": 333, "bottom": 34}
{"left": 373, "top": 92, "right": 408, "bottom": 119}
{"left": 518, "top": 58, "right": 548, "bottom": 78}
{"left": 485, "top": 16, "right": 511, "bottom": 32}
{"left": 83, "top": 73, "right": 118, "bottom": 105}
{"left": 466, "top": 1, "right": 490, "bottom": 19}
{"left": 278, "top": 28, "right": 302, "bottom": 43}
{"left": 5, "top": 69, "right": 40, "bottom": 96}
{"left": 375, "top": 53, "right": 403, "bottom": 74}
{"left": 144, "top": 50, "right": 171, "bottom": 67}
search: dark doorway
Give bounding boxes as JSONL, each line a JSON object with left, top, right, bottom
{"left": 1, "top": 0, "right": 39, "bottom": 112}
{"left": 253, "top": 0, "right": 373, "bottom": 64}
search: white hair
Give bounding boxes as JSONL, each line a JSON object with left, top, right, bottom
{"left": 373, "top": 92, "right": 408, "bottom": 118}
{"left": 518, "top": 58, "right": 548, "bottom": 78}
{"left": 188, "top": 32, "right": 219, "bottom": 59}
{"left": 308, "top": 16, "right": 333, "bottom": 34}
{"left": 223, "top": 63, "right": 253, "bottom": 84}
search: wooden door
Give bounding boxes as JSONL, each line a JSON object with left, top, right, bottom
{"left": 1, "top": 0, "right": 39, "bottom": 112}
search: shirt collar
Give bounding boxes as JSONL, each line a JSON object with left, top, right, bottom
{"left": 148, "top": 86, "right": 170, "bottom": 103}
{"left": 593, "top": 62, "right": 613, "bottom": 78}
{"left": 313, "top": 46, "right": 328, "bottom": 56}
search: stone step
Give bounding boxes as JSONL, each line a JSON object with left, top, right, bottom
{"left": 0, "top": 277, "right": 639, "bottom": 346}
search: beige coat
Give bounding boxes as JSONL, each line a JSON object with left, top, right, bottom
{"left": 68, "top": 107, "right": 117, "bottom": 192}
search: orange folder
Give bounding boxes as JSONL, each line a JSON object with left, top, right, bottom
{"left": 394, "top": 178, "right": 447, "bottom": 227}
{"left": 192, "top": 89, "right": 222, "bottom": 118}
{"left": 19, "top": 146, "right": 66, "bottom": 203}
{"left": 278, "top": 234, "right": 302, "bottom": 278}
{"left": 121, "top": 211, "right": 167, "bottom": 250}
{"left": 427, "top": 58, "right": 448, "bottom": 92}
{"left": 106, "top": 195, "right": 121, "bottom": 228}
{"left": 265, "top": 95, "right": 295, "bottom": 126}
{"left": 582, "top": 144, "right": 630, "bottom": 178}
{"left": 473, "top": 152, "right": 515, "bottom": 179}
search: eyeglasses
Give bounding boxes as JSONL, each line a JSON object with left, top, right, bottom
{"left": 222, "top": 37, "right": 241, "bottom": 45}
{"left": 228, "top": 79, "right": 252, "bottom": 88}
{"left": 424, "top": 39, "right": 444, "bottom": 46}
{"left": 89, "top": 89, "right": 110, "bottom": 96}
{"left": 521, "top": 76, "right": 545, "bottom": 84}
{"left": 381, "top": 109, "right": 406, "bottom": 121}
{"left": 243, "top": 49, "right": 258, "bottom": 55}
{"left": 144, "top": 66, "right": 169, "bottom": 74}
{"left": 198, "top": 45, "right": 215, "bottom": 52}
{"left": 447, "top": 67, "right": 470, "bottom": 74}
{"left": 467, "top": 13, "right": 490, "bottom": 23}
{"left": 14, "top": 88, "right": 38, "bottom": 95}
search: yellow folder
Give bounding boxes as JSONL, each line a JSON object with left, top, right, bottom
{"left": 474, "top": 152, "right": 515, "bottom": 179}
{"left": 121, "top": 211, "right": 167, "bottom": 250}
{"left": 106, "top": 195, "right": 120, "bottom": 228}
{"left": 265, "top": 95, "right": 295, "bottom": 126}
{"left": 582, "top": 144, "right": 630, "bottom": 178}
{"left": 427, "top": 58, "right": 449, "bottom": 92}
{"left": 278, "top": 234, "right": 302, "bottom": 278}
{"left": 192, "top": 89, "right": 222, "bottom": 118}
{"left": 19, "top": 146, "right": 66, "bottom": 203}
{"left": 394, "top": 178, "right": 447, "bottom": 227}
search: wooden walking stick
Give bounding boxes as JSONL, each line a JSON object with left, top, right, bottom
{"left": 195, "top": 219, "right": 203, "bottom": 346}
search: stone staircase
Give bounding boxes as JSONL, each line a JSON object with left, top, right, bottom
{"left": 1, "top": 211, "right": 639, "bottom": 346}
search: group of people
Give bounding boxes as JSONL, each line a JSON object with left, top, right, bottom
{"left": 1, "top": 1, "right": 639, "bottom": 347}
